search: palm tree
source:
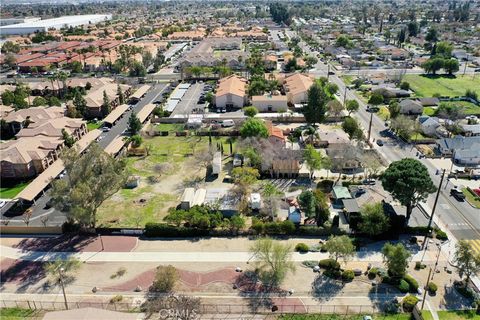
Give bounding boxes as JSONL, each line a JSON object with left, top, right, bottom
{"left": 304, "top": 126, "right": 318, "bottom": 145}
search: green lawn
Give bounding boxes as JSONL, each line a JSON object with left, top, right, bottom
{"left": 463, "top": 188, "right": 480, "bottom": 209}
{"left": 342, "top": 75, "right": 354, "bottom": 85}
{"left": 378, "top": 106, "right": 390, "bottom": 120}
{"left": 0, "top": 308, "right": 44, "bottom": 320}
{"left": 423, "top": 107, "right": 436, "bottom": 116}
{"left": 280, "top": 314, "right": 413, "bottom": 320}
{"left": 422, "top": 310, "right": 479, "bottom": 320}
{"left": 403, "top": 75, "right": 480, "bottom": 98}
{"left": 87, "top": 121, "right": 103, "bottom": 131}
{"left": 440, "top": 101, "right": 480, "bottom": 115}
{"left": 0, "top": 181, "right": 30, "bottom": 199}
{"left": 155, "top": 123, "right": 186, "bottom": 132}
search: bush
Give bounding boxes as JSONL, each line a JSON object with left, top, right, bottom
{"left": 110, "top": 295, "right": 123, "bottom": 303}
{"left": 281, "top": 220, "right": 296, "bottom": 234}
{"left": 415, "top": 261, "right": 422, "bottom": 270}
{"left": 150, "top": 265, "right": 178, "bottom": 293}
{"left": 435, "top": 229, "right": 448, "bottom": 241}
{"left": 324, "top": 268, "right": 341, "bottom": 279}
{"left": 398, "top": 279, "right": 410, "bottom": 293}
{"left": 402, "top": 295, "right": 419, "bottom": 312}
{"left": 144, "top": 223, "right": 209, "bottom": 237}
{"left": 427, "top": 282, "right": 438, "bottom": 294}
{"left": 302, "top": 260, "right": 318, "bottom": 268}
{"left": 368, "top": 268, "right": 378, "bottom": 280}
{"left": 318, "top": 259, "right": 340, "bottom": 270}
{"left": 404, "top": 274, "right": 419, "bottom": 292}
{"left": 342, "top": 270, "right": 355, "bottom": 282}
{"left": 295, "top": 243, "right": 309, "bottom": 253}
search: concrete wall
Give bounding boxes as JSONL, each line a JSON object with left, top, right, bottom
{"left": 0, "top": 226, "right": 62, "bottom": 234}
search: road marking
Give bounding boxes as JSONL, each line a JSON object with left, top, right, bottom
{"left": 466, "top": 240, "right": 480, "bottom": 255}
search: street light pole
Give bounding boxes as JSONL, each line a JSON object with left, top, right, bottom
{"left": 367, "top": 112, "right": 373, "bottom": 143}
{"left": 58, "top": 268, "right": 68, "bottom": 310}
{"left": 423, "top": 169, "right": 446, "bottom": 250}
{"left": 98, "top": 234, "right": 104, "bottom": 251}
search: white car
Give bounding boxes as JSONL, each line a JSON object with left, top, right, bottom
{"left": 0, "top": 200, "right": 6, "bottom": 208}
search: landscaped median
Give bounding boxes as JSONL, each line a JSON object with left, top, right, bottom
{"left": 462, "top": 187, "right": 480, "bottom": 209}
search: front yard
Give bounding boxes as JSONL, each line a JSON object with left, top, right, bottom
{"left": 403, "top": 75, "right": 480, "bottom": 98}
{"left": 0, "top": 181, "right": 30, "bottom": 199}
{"left": 462, "top": 188, "right": 480, "bottom": 209}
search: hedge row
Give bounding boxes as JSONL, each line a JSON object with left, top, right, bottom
{"left": 144, "top": 223, "right": 209, "bottom": 237}
{"left": 405, "top": 226, "right": 448, "bottom": 241}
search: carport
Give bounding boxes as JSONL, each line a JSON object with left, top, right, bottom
{"left": 103, "top": 104, "right": 129, "bottom": 126}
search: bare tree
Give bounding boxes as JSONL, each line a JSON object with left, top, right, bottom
{"left": 327, "top": 143, "right": 364, "bottom": 181}
{"left": 22, "top": 210, "right": 32, "bottom": 226}
{"left": 194, "top": 146, "right": 216, "bottom": 171}
{"left": 41, "top": 216, "right": 49, "bottom": 227}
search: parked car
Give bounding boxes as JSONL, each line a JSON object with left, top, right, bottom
{"left": 450, "top": 187, "right": 466, "bottom": 201}
{"left": 0, "top": 200, "right": 6, "bottom": 208}
{"left": 102, "top": 126, "right": 111, "bottom": 132}
{"left": 362, "top": 178, "right": 376, "bottom": 185}
{"left": 221, "top": 120, "right": 235, "bottom": 127}
{"left": 376, "top": 139, "right": 384, "bottom": 146}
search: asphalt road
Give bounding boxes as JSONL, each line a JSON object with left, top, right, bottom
{"left": 298, "top": 37, "right": 480, "bottom": 241}
{"left": 2, "top": 83, "right": 169, "bottom": 226}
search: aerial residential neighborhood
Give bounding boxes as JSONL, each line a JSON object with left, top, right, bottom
{"left": 0, "top": 1, "right": 479, "bottom": 319}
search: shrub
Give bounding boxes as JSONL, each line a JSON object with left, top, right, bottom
{"left": 110, "top": 295, "right": 123, "bottom": 303}
{"left": 368, "top": 268, "right": 378, "bottom": 280}
{"left": 342, "top": 270, "right": 355, "bottom": 282}
{"left": 435, "top": 229, "right": 448, "bottom": 241}
{"left": 402, "top": 295, "right": 419, "bottom": 312}
{"left": 427, "top": 282, "right": 438, "bottom": 294}
{"left": 295, "top": 243, "right": 309, "bottom": 253}
{"left": 324, "top": 268, "right": 341, "bottom": 279}
{"left": 302, "top": 260, "right": 318, "bottom": 268}
{"left": 281, "top": 220, "right": 296, "bottom": 234}
{"left": 404, "top": 274, "right": 419, "bottom": 292}
{"left": 150, "top": 265, "right": 178, "bottom": 293}
{"left": 318, "top": 259, "right": 340, "bottom": 270}
{"left": 398, "top": 279, "right": 410, "bottom": 293}
{"left": 251, "top": 218, "right": 264, "bottom": 235}
{"left": 415, "top": 261, "right": 421, "bottom": 270}
{"left": 144, "top": 223, "right": 209, "bottom": 237}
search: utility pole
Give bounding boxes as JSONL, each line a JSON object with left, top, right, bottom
{"left": 343, "top": 86, "right": 347, "bottom": 107}
{"left": 421, "top": 267, "right": 433, "bottom": 310}
{"left": 367, "top": 112, "right": 373, "bottom": 143}
{"left": 423, "top": 169, "right": 446, "bottom": 250}
{"left": 58, "top": 268, "right": 69, "bottom": 310}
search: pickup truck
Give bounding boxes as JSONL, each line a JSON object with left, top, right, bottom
{"left": 450, "top": 187, "right": 466, "bottom": 201}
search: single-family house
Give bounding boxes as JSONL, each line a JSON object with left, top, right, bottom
{"left": 436, "top": 136, "right": 480, "bottom": 166}
{"left": 284, "top": 73, "right": 313, "bottom": 104}
{"left": 399, "top": 99, "right": 423, "bottom": 115}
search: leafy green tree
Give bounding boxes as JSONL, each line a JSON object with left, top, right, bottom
{"left": 249, "top": 238, "right": 296, "bottom": 287}
{"left": 443, "top": 59, "right": 459, "bottom": 75}
{"left": 325, "top": 83, "right": 339, "bottom": 96}
{"left": 4, "top": 53, "right": 17, "bottom": 69}
{"left": 61, "top": 129, "right": 76, "bottom": 148}
{"left": 345, "top": 100, "right": 359, "bottom": 115}
{"left": 336, "top": 35, "right": 351, "bottom": 48}
{"left": 129, "top": 61, "right": 147, "bottom": 77}
{"left": 240, "top": 118, "right": 268, "bottom": 138}
{"left": 381, "top": 159, "right": 436, "bottom": 222}
{"left": 465, "top": 89, "right": 478, "bottom": 101}
{"left": 368, "top": 93, "right": 384, "bottom": 106}
{"left": 342, "top": 116, "right": 363, "bottom": 141}
{"left": 454, "top": 240, "right": 480, "bottom": 284}
{"left": 32, "top": 96, "right": 47, "bottom": 107}
{"left": 422, "top": 58, "right": 444, "bottom": 75}
{"left": 435, "top": 41, "right": 453, "bottom": 58}
{"left": 304, "top": 56, "right": 318, "bottom": 68}
{"left": 117, "top": 84, "right": 125, "bottom": 104}
{"left": 324, "top": 235, "right": 355, "bottom": 262}
{"left": 298, "top": 190, "right": 316, "bottom": 219}
{"left": 228, "top": 214, "right": 246, "bottom": 233}
{"left": 313, "top": 189, "right": 330, "bottom": 226}
{"left": 128, "top": 113, "right": 142, "bottom": 135}
{"left": 303, "top": 82, "right": 329, "bottom": 125}
{"left": 303, "top": 144, "right": 330, "bottom": 180}
{"left": 1, "top": 41, "right": 20, "bottom": 53}
{"left": 49, "top": 96, "right": 61, "bottom": 107}
{"left": 13, "top": 95, "right": 28, "bottom": 109}
{"left": 150, "top": 265, "right": 178, "bottom": 293}
{"left": 243, "top": 106, "right": 258, "bottom": 118}
{"left": 73, "top": 90, "right": 87, "bottom": 117}
{"left": 1, "top": 90, "right": 14, "bottom": 106}
{"left": 70, "top": 61, "right": 83, "bottom": 73}
{"left": 382, "top": 243, "right": 411, "bottom": 278}
{"left": 50, "top": 143, "right": 127, "bottom": 228}
{"left": 400, "top": 82, "right": 410, "bottom": 91}
{"left": 101, "top": 90, "right": 111, "bottom": 116}
{"left": 360, "top": 202, "right": 389, "bottom": 237}
{"left": 388, "top": 102, "right": 401, "bottom": 119}
{"left": 425, "top": 28, "right": 439, "bottom": 44}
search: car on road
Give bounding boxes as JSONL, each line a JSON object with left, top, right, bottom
{"left": 328, "top": 71, "right": 335, "bottom": 75}
{"left": 102, "top": 126, "right": 111, "bottom": 132}
{"left": 0, "top": 200, "right": 6, "bottom": 208}
{"left": 450, "top": 187, "right": 466, "bottom": 201}
{"left": 367, "top": 106, "right": 380, "bottom": 113}
{"left": 376, "top": 139, "right": 384, "bottom": 146}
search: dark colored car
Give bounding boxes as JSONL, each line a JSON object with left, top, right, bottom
{"left": 450, "top": 188, "right": 466, "bottom": 201}
{"left": 376, "top": 139, "right": 384, "bottom": 146}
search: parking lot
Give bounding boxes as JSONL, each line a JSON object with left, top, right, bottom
{"left": 170, "top": 82, "right": 206, "bottom": 116}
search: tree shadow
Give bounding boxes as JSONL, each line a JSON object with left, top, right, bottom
{"left": 311, "top": 274, "right": 344, "bottom": 301}
{"left": 441, "top": 284, "right": 475, "bottom": 310}
{"left": 367, "top": 282, "right": 403, "bottom": 312}
{"left": 235, "top": 270, "right": 287, "bottom": 313}
{"left": 12, "top": 235, "right": 96, "bottom": 253}
{"left": 0, "top": 260, "right": 47, "bottom": 293}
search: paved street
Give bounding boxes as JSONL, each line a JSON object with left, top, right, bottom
{"left": 296, "top": 36, "right": 480, "bottom": 243}
{"left": 2, "top": 83, "right": 169, "bottom": 226}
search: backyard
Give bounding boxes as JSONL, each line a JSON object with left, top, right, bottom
{"left": 97, "top": 134, "right": 237, "bottom": 227}
{"left": 403, "top": 75, "right": 480, "bottom": 98}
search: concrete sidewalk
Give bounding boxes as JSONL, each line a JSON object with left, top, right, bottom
{"left": 1, "top": 244, "right": 443, "bottom": 263}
